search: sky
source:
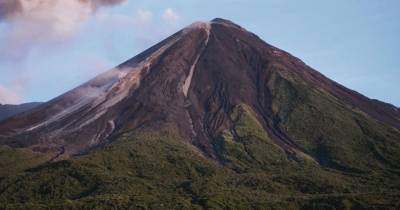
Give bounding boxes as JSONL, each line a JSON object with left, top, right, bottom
{"left": 0, "top": 0, "right": 399, "bottom": 106}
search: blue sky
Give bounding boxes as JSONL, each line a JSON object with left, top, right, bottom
{"left": 0, "top": 0, "right": 399, "bottom": 106}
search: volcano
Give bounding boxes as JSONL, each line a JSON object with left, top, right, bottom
{"left": 0, "top": 19, "right": 399, "bottom": 209}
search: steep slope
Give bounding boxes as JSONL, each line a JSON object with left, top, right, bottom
{"left": 0, "top": 23, "right": 210, "bottom": 158}
{"left": 0, "top": 18, "right": 399, "bottom": 209}
{"left": 0, "top": 102, "right": 42, "bottom": 122}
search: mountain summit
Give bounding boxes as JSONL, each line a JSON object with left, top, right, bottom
{"left": 0, "top": 19, "right": 399, "bottom": 209}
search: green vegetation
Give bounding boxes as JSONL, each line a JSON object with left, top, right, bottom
{"left": 0, "top": 146, "right": 49, "bottom": 177}
{"left": 268, "top": 68, "right": 400, "bottom": 174}
{"left": 1, "top": 69, "right": 399, "bottom": 209}
{"left": 214, "top": 104, "right": 288, "bottom": 172}
{"left": 1, "top": 104, "right": 399, "bottom": 209}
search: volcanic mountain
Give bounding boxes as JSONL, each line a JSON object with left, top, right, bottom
{"left": 0, "top": 19, "right": 399, "bottom": 209}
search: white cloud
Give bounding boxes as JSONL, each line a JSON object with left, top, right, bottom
{"left": 0, "top": 0, "right": 127, "bottom": 61}
{"left": 0, "top": 82, "right": 23, "bottom": 104}
{"left": 136, "top": 9, "right": 153, "bottom": 24}
{"left": 0, "top": 4, "right": 186, "bottom": 104}
{"left": 162, "top": 8, "right": 180, "bottom": 24}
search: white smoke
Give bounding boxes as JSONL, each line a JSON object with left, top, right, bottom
{"left": 162, "top": 8, "right": 180, "bottom": 25}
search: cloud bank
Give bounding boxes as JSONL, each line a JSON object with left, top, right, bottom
{"left": 0, "top": 1, "right": 184, "bottom": 104}
{"left": 0, "top": 0, "right": 126, "bottom": 20}
{"left": 0, "top": 0, "right": 126, "bottom": 60}
{"left": 0, "top": 0, "right": 127, "bottom": 104}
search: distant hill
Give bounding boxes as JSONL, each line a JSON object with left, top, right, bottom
{"left": 0, "top": 102, "right": 42, "bottom": 122}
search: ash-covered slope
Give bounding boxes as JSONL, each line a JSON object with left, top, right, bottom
{"left": 0, "top": 26, "right": 197, "bottom": 156}
{"left": 1, "top": 18, "right": 400, "bottom": 209}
